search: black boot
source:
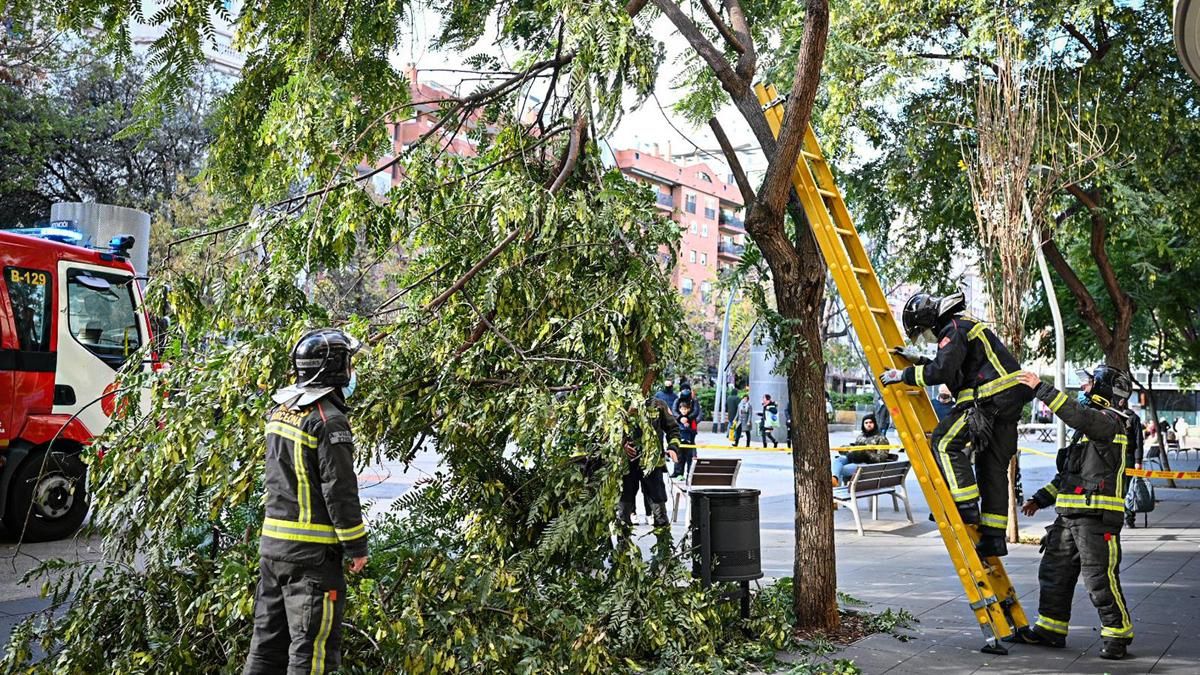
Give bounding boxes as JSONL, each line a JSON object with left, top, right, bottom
{"left": 1099, "top": 640, "right": 1128, "bottom": 660}
{"left": 976, "top": 534, "right": 1009, "bottom": 558}
{"left": 1002, "top": 626, "right": 1065, "bottom": 648}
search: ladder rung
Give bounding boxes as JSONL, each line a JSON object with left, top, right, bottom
{"left": 868, "top": 306, "right": 889, "bottom": 315}
{"left": 850, "top": 266, "right": 870, "bottom": 275}
{"left": 816, "top": 188, "right": 837, "bottom": 198}
{"left": 834, "top": 227, "right": 854, "bottom": 236}
{"left": 801, "top": 150, "right": 823, "bottom": 161}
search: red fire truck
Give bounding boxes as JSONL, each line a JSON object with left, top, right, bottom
{"left": 0, "top": 230, "right": 153, "bottom": 541}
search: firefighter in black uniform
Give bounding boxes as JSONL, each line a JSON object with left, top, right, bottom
{"left": 244, "top": 329, "right": 369, "bottom": 675}
{"left": 880, "top": 292, "right": 1031, "bottom": 558}
{"left": 618, "top": 398, "right": 682, "bottom": 547}
{"left": 1006, "top": 365, "right": 1134, "bottom": 660}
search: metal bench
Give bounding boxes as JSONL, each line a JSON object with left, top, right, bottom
{"left": 833, "top": 460, "right": 914, "bottom": 536}
{"left": 671, "top": 457, "right": 741, "bottom": 523}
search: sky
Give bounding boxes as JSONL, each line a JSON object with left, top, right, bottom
{"left": 391, "top": 8, "right": 770, "bottom": 181}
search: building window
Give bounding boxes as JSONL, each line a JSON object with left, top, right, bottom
{"left": 701, "top": 223, "right": 708, "bottom": 237}
{"left": 704, "top": 198, "right": 717, "bottom": 220}
{"left": 698, "top": 171, "right": 712, "bottom": 182}
{"left": 700, "top": 253, "right": 708, "bottom": 266}
{"left": 701, "top": 281, "right": 712, "bottom": 303}
{"left": 689, "top": 222, "right": 697, "bottom": 234}
{"left": 685, "top": 193, "right": 697, "bottom": 214}
{"left": 635, "top": 151, "right": 640, "bottom": 159}
{"left": 681, "top": 278, "right": 694, "bottom": 295}
{"left": 689, "top": 250, "right": 697, "bottom": 263}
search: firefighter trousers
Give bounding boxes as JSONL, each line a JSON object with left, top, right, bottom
{"left": 244, "top": 554, "right": 346, "bottom": 675}
{"left": 1034, "top": 515, "right": 1133, "bottom": 644}
{"left": 930, "top": 396, "right": 1022, "bottom": 535}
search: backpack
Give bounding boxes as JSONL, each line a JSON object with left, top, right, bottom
{"left": 765, "top": 406, "right": 779, "bottom": 429}
{"left": 1125, "top": 476, "right": 1155, "bottom": 514}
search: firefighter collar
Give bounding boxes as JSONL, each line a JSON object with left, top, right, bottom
{"left": 272, "top": 384, "right": 337, "bottom": 410}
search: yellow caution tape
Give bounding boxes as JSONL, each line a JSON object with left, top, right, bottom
{"left": 681, "top": 443, "right": 792, "bottom": 452}
{"left": 1125, "top": 468, "right": 1200, "bottom": 479}
{"left": 1019, "top": 447, "right": 1058, "bottom": 459}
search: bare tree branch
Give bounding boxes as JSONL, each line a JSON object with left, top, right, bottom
{"left": 726, "top": 0, "right": 756, "bottom": 80}
{"left": 758, "top": 0, "right": 829, "bottom": 215}
{"left": 708, "top": 116, "right": 754, "bottom": 204}
{"left": 699, "top": 0, "right": 744, "bottom": 54}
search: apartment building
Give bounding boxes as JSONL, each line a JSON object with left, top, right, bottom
{"left": 613, "top": 147, "right": 746, "bottom": 319}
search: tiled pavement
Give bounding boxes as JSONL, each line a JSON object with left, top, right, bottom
{"left": 3, "top": 429, "right": 1199, "bottom": 673}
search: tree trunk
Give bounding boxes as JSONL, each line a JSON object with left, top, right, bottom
{"left": 778, "top": 281, "right": 837, "bottom": 630}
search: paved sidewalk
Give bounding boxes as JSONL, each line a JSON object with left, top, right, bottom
{"left": 4, "top": 427, "right": 1198, "bottom": 675}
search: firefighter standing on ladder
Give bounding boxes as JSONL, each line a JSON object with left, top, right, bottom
{"left": 880, "top": 292, "right": 1031, "bottom": 558}
{"left": 1005, "top": 365, "right": 1134, "bottom": 660}
{"left": 244, "top": 329, "right": 369, "bottom": 675}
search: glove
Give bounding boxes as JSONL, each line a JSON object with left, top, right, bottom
{"left": 880, "top": 369, "right": 904, "bottom": 386}
{"left": 892, "top": 346, "right": 930, "bottom": 365}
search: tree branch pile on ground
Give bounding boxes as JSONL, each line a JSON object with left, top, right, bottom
{"left": 2, "top": 0, "right": 852, "bottom": 671}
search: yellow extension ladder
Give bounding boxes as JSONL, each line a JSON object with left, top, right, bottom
{"left": 755, "top": 83, "right": 1028, "bottom": 654}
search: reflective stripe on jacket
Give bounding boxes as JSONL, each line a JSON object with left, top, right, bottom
{"left": 901, "top": 316, "right": 1022, "bottom": 403}
{"left": 260, "top": 396, "right": 368, "bottom": 564}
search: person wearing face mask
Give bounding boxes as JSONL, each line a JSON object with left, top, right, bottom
{"left": 880, "top": 291, "right": 1032, "bottom": 558}
{"left": 654, "top": 379, "right": 678, "bottom": 412}
{"left": 1007, "top": 366, "right": 1135, "bottom": 660}
{"left": 245, "top": 329, "right": 369, "bottom": 675}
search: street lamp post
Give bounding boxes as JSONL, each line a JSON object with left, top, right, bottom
{"left": 713, "top": 287, "right": 737, "bottom": 432}
{"left": 1022, "top": 193, "right": 1066, "bottom": 449}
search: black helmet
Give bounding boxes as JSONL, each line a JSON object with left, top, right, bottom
{"left": 292, "top": 328, "right": 361, "bottom": 387}
{"left": 902, "top": 292, "right": 966, "bottom": 340}
{"left": 1088, "top": 364, "right": 1132, "bottom": 408}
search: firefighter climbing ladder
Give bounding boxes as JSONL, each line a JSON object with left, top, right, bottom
{"left": 755, "top": 83, "right": 1028, "bottom": 654}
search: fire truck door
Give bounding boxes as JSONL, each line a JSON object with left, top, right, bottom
{"left": 54, "top": 262, "right": 147, "bottom": 436}
{"left": 2, "top": 266, "right": 56, "bottom": 446}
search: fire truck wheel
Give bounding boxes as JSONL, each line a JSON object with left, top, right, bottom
{"left": 2, "top": 448, "right": 89, "bottom": 542}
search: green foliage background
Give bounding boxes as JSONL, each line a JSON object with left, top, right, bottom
{"left": 0, "top": 0, "right": 836, "bottom": 672}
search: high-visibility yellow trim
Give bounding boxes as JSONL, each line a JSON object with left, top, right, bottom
{"left": 955, "top": 371, "right": 1023, "bottom": 404}
{"left": 266, "top": 421, "right": 317, "bottom": 446}
{"left": 981, "top": 512, "right": 1008, "bottom": 529}
{"left": 914, "top": 365, "right": 926, "bottom": 387}
{"left": 967, "top": 322, "right": 1009, "bottom": 376}
{"left": 261, "top": 527, "right": 338, "bottom": 544}
{"left": 1043, "top": 483, "right": 1059, "bottom": 498}
{"left": 1049, "top": 392, "right": 1068, "bottom": 412}
{"left": 335, "top": 523, "right": 366, "bottom": 541}
{"left": 951, "top": 485, "right": 981, "bottom": 502}
{"left": 1036, "top": 615, "right": 1069, "bottom": 635}
{"left": 266, "top": 420, "right": 317, "bottom": 523}
{"left": 1103, "top": 537, "right": 1133, "bottom": 640}
{"left": 264, "top": 517, "right": 334, "bottom": 532}
{"left": 1115, "top": 435, "right": 1127, "bottom": 510}
{"left": 937, "top": 413, "right": 969, "bottom": 495}
{"left": 312, "top": 590, "right": 334, "bottom": 674}
{"left": 1054, "top": 494, "right": 1125, "bottom": 512}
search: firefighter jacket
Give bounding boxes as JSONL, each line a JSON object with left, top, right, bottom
{"left": 1030, "top": 383, "right": 1129, "bottom": 526}
{"left": 625, "top": 399, "right": 682, "bottom": 470}
{"left": 900, "top": 316, "right": 1023, "bottom": 405}
{"left": 259, "top": 393, "right": 368, "bottom": 565}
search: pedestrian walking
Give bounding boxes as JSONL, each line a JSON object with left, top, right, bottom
{"left": 732, "top": 393, "right": 753, "bottom": 447}
{"left": 759, "top": 394, "right": 779, "bottom": 448}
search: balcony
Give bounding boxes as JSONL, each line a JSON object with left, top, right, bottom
{"left": 655, "top": 191, "right": 673, "bottom": 208}
{"left": 703, "top": 207, "right": 717, "bottom": 220}
{"left": 718, "top": 242, "right": 745, "bottom": 257}
{"left": 719, "top": 212, "right": 745, "bottom": 230}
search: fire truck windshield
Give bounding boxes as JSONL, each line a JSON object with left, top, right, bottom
{"left": 66, "top": 269, "right": 142, "bottom": 369}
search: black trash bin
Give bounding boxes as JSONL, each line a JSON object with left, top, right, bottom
{"left": 690, "top": 487, "right": 763, "bottom": 584}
